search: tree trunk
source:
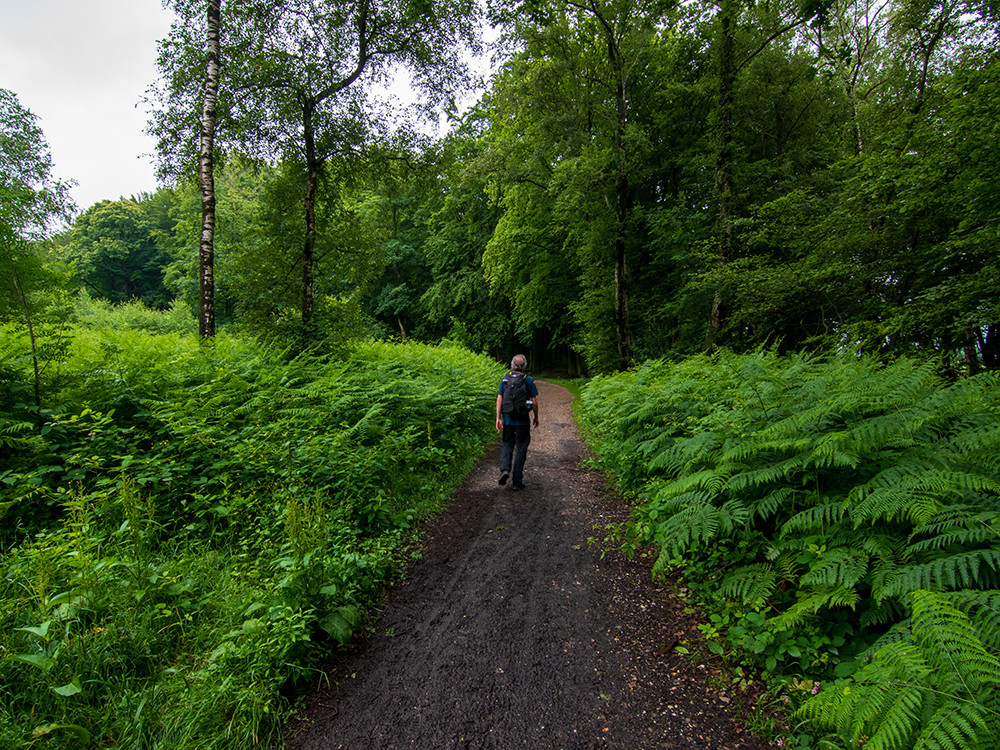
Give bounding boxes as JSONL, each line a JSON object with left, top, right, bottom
{"left": 963, "top": 329, "right": 981, "bottom": 374}
{"left": 11, "top": 270, "right": 41, "bottom": 411}
{"left": 709, "top": 0, "right": 737, "bottom": 347}
{"left": 302, "top": 100, "right": 320, "bottom": 328}
{"left": 977, "top": 326, "right": 998, "bottom": 371}
{"left": 198, "top": 0, "right": 221, "bottom": 339}
{"left": 613, "top": 66, "right": 633, "bottom": 371}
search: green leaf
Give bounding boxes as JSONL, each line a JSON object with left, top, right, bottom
{"left": 15, "top": 620, "right": 52, "bottom": 638}
{"left": 9, "top": 653, "right": 54, "bottom": 672}
{"left": 52, "top": 677, "right": 83, "bottom": 697}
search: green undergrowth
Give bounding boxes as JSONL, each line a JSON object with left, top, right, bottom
{"left": 578, "top": 350, "right": 1000, "bottom": 750}
{"left": 0, "top": 323, "right": 501, "bottom": 749}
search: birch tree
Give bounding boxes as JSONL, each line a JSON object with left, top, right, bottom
{"left": 151, "top": 0, "right": 479, "bottom": 333}
{"left": 198, "top": 0, "right": 221, "bottom": 338}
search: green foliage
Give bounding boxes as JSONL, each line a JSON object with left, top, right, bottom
{"left": 60, "top": 200, "right": 175, "bottom": 309}
{"left": 0, "top": 87, "right": 74, "bottom": 249}
{"left": 797, "top": 590, "right": 1000, "bottom": 750}
{"left": 579, "top": 349, "right": 1000, "bottom": 745}
{"left": 0, "top": 320, "right": 501, "bottom": 748}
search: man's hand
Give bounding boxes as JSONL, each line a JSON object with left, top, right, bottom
{"left": 496, "top": 417, "right": 503, "bottom": 432}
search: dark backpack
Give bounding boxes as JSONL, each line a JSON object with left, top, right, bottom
{"left": 501, "top": 371, "right": 531, "bottom": 417}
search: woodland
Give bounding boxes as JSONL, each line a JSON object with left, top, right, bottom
{"left": 2, "top": 0, "right": 999, "bottom": 748}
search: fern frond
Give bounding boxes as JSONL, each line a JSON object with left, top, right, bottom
{"left": 721, "top": 435, "right": 812, "bottom": 463}
{"left": 718, "top": 564, "right": 776, "bottom": 603}
{"left": 844, "top": 410, "right": 918, "bottom": 456}
{"left": 947, "top": 423, "right": 1000, "bottom": 462}
{"left": 863, "top": 533, "right": 908, "bottom": 559}
{"left": 863, "top": 620, "right": 914, "bottom": 655}
{"left": 912, "top": 699, "right": 992, "bottom": 750}
{"left": 864, "top": 680, "right": 929, "bottom": 750}
{"left": 725, "top": 455, "right": 807, "bottom": 492}
{"left": 800, "top": 548, "right": 870, "bottom": 589}
{"left": 651, "top": 497, "right": 723, "bottom": 560}
{"left": 644, "top": 431, "right": 722, "bottom": 475}
{"left": 654, "top": 469, "right": 729, "bottom": 499}
{"left": 807, "top": 431, "right": 861, "bottom": 469}
{"left": 0, "top": 419, "right": 38, "bottom": 450}
{"left": 782, "top": 501, "right": 849, "bottom": 536}
{"left": 944, "top": 590, "right": 1000, "bottom": 651}
{"left": 797, "top": 641, "right": 932, "bottom": 747}
{"left": 909, "top": 510, "right": 1000, "bottom": 554}
{"left": 750, "top": 486, "right": 798, "bottom": 521}
{"left": 882, "top": 549, "right": 1000, "bottom": 599}
{"left": 769, "top": 586, "right": 859, "bottom": 630}
{"left": 853, "top": 468, "right": 1000, "bottom": 528}
{"left": 853, "top": 487, "right": 943, "bottom": 527}
{"left": 911, "top": 590, "right": 1000, "bottom": 694}
{"left": 773, "top": 551, "right": 802, "bottom": 581}
{"left": 655, "top": 489, "right": 715, "bottom": 514}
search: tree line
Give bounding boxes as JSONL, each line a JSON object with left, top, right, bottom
{"left": 4, "top": 0, "right": 998, "bottom": 376}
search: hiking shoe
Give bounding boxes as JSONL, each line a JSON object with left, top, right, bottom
{"left": 510, "top": 482, "right": 525, "bottom": 491}
{"left": 498, "top": 470, "right": 510, "bottom": 486}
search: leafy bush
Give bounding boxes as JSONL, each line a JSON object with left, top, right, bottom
{"left": 0, "top": 325, "right": 501, "bottom": 749}
{"left": 578, "top": 349, "right": 1000, "bottom": 748}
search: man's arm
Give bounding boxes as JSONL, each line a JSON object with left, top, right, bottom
{"left": 496, "top": 393, "right": 504, "bottom": 432}
{"left": 531, "top": 394, "right": 539, "bottom": 427}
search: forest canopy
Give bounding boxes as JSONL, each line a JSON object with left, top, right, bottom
{"left": 4, "top": 0, "right": 992, "bottom": 374}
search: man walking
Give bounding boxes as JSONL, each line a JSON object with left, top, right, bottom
{"left": 496, "top": 354, "right": 539, "bottom": 491}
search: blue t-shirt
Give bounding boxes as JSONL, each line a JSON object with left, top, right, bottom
{"left": 499, "top": 373, "right": 538, "bottom": 426}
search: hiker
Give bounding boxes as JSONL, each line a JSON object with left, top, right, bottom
{"left": 496, "top": 354, "right": 539, "bottom": 491}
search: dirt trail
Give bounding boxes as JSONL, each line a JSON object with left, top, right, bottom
{"left": 284, "top": 380, "right": 767, "bottom": 749}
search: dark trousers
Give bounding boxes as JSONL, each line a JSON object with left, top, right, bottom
{"left": 500, "top": 423, "right": 531, "bottom": 486}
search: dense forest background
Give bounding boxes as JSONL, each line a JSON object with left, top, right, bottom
{"left": 3, "top": 0, "right": 1000, "bottom": 748}
{"left": 10, "top": 0, "right": 999, "bottom": 375}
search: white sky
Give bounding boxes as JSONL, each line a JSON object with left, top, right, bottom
{"left": 0, "top": 0, "right": 174, "bottom": 213}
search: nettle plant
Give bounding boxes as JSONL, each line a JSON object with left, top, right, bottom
{"left": 580, "top": 350, "right": 1000, "bottom": 749}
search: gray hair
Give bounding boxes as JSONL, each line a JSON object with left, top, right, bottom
{"left": 511, "top": 354, "right": 527, "bottom": 371}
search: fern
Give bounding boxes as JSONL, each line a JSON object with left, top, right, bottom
{"left": 751, "top": 486, "right": 799, "bottom": 521}
{"left": 878, "top": 549, "right": 1000, "bottom": 600}
{"left": 799, "top": 591, "right": 1000, "bottom": 750}
{"left": 910, "top": 590, "right": 1000, "bottom": 693}
{"left": 650, "top": 497, "right": 749, "bottom": 574}
{"left": 768, "top": 586, "right": 861, "bottom": 630}
{"left": 799, "top": 547, "right": 870, "bottom": 589}
{"left": 909, "top": 506, "right": 1000, "bottom": 553}
{"left": 718, "top": 563, "right": 777, "bottom": 603}
{"left": 913, "top": 703, "right": 992, "bottom": 750}
{"left": 579, "top": 350, "right": 1000, "bottom": 733}
{"left": 653, "top": 468, "right": 730, "bottom": 499}
{"left": 781, "top": 500, "right": 850, "bottom": 535}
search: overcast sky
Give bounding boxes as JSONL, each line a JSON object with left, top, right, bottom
{"left": 1, "top": 0, "right": 174, "bottom": 213}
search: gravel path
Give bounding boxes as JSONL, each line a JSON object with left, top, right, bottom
{"left": 283, "top": 380, "right": 769, "bottom": 749}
